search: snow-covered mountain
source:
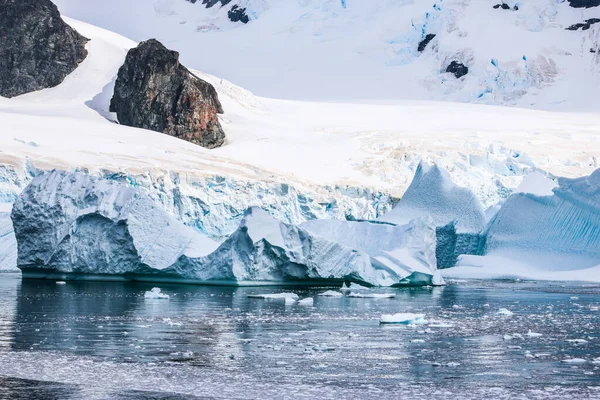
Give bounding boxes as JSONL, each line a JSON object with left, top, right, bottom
{"left": 52, "top": 0, "right": 600, "bottom": 109}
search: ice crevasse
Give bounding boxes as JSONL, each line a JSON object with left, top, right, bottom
{"left": 11, "top": 170, "right": 443, "bottom": 286}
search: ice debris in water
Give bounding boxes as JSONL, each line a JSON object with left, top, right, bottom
{"left": 248, "top": 293, "right": 300, "bottom": 304}
{"left": 567, "top": 339, "right": 588, "bottom": 344}
{"left": 525, "top": 330, "right": 543, "bottom": 338}
{"left": 561, "top": 358, "right": 587, "bottom": 364}
{"left": 497, "top": 308, "right": 514, "bottom": 316}
{"left": 298, "top": 297, "right": 314, "bottom": 306}
{"left": 340, "top": 282, "right": 369, "bottom": 292}
{"left": 380, "top": 313, "right": 427, "bottom": 325}
{"left": 318, "top": 290, "right": 343, "bottom": 297}
{"left": 55, "top": 281, "right": 66, "bottom": 285}
{"left": 144, "top": 287, "right": 170, "bottom": 299}
{"left": 348, "top": 292, "right": 396, "bottom": 298}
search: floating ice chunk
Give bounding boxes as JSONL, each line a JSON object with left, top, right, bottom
{"left": 497, "top": 308, "right": 514, "bottom": 316}
{"left": 410, "top": 339, "right": 425, "bottom": 343}
{"left": 56, "top": 281, "right": 66, "bottom": 285}
{"left": 144, "top": 287, "right": 170, "bottom": 299}
{"left": 567, "top": 339, "right": 588, "bottom": 344}
{"left": 525, "top": 330, "right": 543, "bottom": 338}
{"left": 318, "top": 290, "right": 343, "bottom": 297}
{"left": 380, "top": 313, "right": 427, "bottom": 325}
{"left": 248, "top": 293, "right": 300, "bottom": 303}
{"left": 503, "top": 334, "right": 514, "bottom": 341}
{"left": 298, "top": 297, "right": 314, "bottom": 306}
{"left": 561, "top": 358, "right": 587, "bottom": 364}
{"left": 340, "top": 282, "right": 369, "bottom": 292}
{"left": 348, "top": 292, "right": 396, "bottom": 298}
{"left": 446, "top": 362, "right": 460, "bottom": 367}
{"left": 429, "top": 322, "right": 453, "bottom": 328}
{"left": 593, "top": 358, "right": 600, "bottom": 364}
{"left": 570, "top": 297, "right": 579, "bottom": 300}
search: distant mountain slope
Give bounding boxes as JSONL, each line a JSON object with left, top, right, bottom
{"left": 52, "top": 0, "right": 600, "bottom": 109}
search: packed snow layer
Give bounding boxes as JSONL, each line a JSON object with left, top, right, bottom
{"left": 444, "top": 168, "right": 600, "bottom": 281}
{"left": 377, "top": 162, "right": 486, "bottom": 233}
{"left": 300, "top": 218, "right": 443, "bottom": 285}
{"left": 51, "top": 0, "right": 600, "bottom": 110}
{"left": 12, "top": 172, "right": 439, "bottom": 286}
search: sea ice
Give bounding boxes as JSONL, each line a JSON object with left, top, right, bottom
{"left": 525, "top": 330, "right": 543, "bottom": 338}
{"left": 144, "top": 288, "right": 170, "bottom": 299}
{"left": 561, "top": 358, "right": 587, "bottom": 364}
{"left": 56, "top": 281, "right": 66, "bottom": 285}
{"left": 248, "top": 293, "right": 300, "bottom": 302}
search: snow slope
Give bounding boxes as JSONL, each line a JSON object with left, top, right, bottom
{"left": 51, "top": 0, "right": 600, "bottom": 110}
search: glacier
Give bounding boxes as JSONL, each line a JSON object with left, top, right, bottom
{"left": 11, "top": 170, "right": 440, "bottom": 286}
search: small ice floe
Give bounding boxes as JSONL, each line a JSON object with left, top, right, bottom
{"left": 312, "top": 344, "right": 335, "bottom": 352}
{"left": 380, "top": 313, "right": 427, "bottom": 325}
{"left": 410, "top": 339, "right": 425, "bottom": 343}
{"left": 318, "top": 290, "right": 343, "bottom": 297}
{"left": 248, "top": 293, "right": 299, "bottom": 304}
{"left": 526, "top": 330, "right": 543, "bottom": 338}
{"left": 567, "top": 339, "right": 588, "bottom": 344}
{"left": 144, "top": 287, "right": 170, "bottom": 299}
{"left": 592, "top": 358, "right": 600, "bottom": 364}
{"left": 561, "top": 358, "right": 587, "bottom": 364}
{"left": 497, "top": 308, "right": 514, "bottom": 316}
{"left": 570, "top": 297, "right": 579, "bottom": 300}
{"left": 446, "top": 362, "right": 460, "bottom": 367}
{"left": 298, "top": 297, "right": 314, "bottom": 306}
{"left": 340, "top": 282, "right": 369, "bottom": 292}
{"left": 56, "top": 281, "right": 66, "bottom": 285}
{"left": 348, "top": 292, "right": 396, "bottom": 299}
{"left": 452, "top": 305, "right": 463, "bottom": 309}
{"left": 483, "top": 304, "right": 490, "bottom": 308}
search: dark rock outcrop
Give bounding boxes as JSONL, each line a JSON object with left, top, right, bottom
{"left": 0, "top": 0, "right": 88, "bottom": 98}
{"left": 418, "top": 34, "right": 436, "bottom": 52}
{"left": 567, "top": 0, "right": 600, "bottom": 8}
{"left": 186, "top": 0, "right": 233, "bottom": 7}
{"left": 566, "top": 18, "right": 600, "bottom": 31}
{"left": 228, "top": 5, "right": 250, "bottom": 23}
{"left": 493, "top": 3, "right": 511, "bottom": 9}
{"left": 446, "top": 61, "right": 469, "bottom": 79}
{"left": 110, "top": 39, "right": 226, "bottom": 149}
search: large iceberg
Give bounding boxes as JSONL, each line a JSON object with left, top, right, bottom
{"left": 446, "top": 168, "right": 600, "bottom": 280}
{"left": 300, "top": 218, "right": 443, "bottom": 286}
{"left": 377, "top": 162, "right": 486, "bottom": 268}
{"left": 483, "top": 168, "right": 600, "bottom": 270}
{"left": 12, "top": 171, "right": 440, "bottom": 286}
{"left": 377, "top": 162, "right": 486, "bottom": 233}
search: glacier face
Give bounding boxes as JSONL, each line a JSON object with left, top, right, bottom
{"left": 0, "top": 210, "right": 17, "bottom": 271}
{"left": 483, "top": 168, "right": 600, "bottom": 270}
{"left": 12, "top": 171, "right": 439, "bottom": 286}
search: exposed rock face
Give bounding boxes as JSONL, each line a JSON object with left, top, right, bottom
{"left": 0, "top": 0, "right": 88, "bottom": 98}
{"left": 566, "top": 18, "right": 600, "bottom": 31}
{"left": 567, "top": 0, "right": 600, "bottom": 8}
{"left": 446, "top": 61, "right": 469, "bottom": 78}
{"left": 110, "top": 39, "right": 226, "bottom": 149}
{"left": 228, "top": 5, "right": 250, "bottom": 23}
{"left": 418, "top": 34, "right": 436, "bottom": 52}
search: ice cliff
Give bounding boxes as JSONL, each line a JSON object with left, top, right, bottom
{"left": 11, "top": 170, "right": 439, "bottom": 286}
{"left": 482, "top": 168, "right": 600, "bottom": 270}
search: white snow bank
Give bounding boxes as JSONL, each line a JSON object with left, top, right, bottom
{"left": 380, "top": 313, "right": 427, "bottom": 325}
{"left": 144, "top": 287, "right": 170, "bottom": 299}
{"left": 376, "top": 162, "right": 486, "bottom": 233}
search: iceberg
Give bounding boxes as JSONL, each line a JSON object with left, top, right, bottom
{"left": 0, "top": 207, "right": 18, "bottom": 271}
{"left": 318, "top": 290, "right": 343, "bottom": 297}
{"left": 483, "top": 168, "right": 600, "bottom": 271}
{"left": 379, "top": 313, "right": 427, "bottom": 325}
{"left": 377, "top": 162, "right": 486, "bottom": 233}
{"left": 376, "top": 162, "right": 486, "bottom": 268}
{"left": 300, "top": 218, "right": 443, "bottom": 286}
{"left": 144, "top": 287, "right": 170, "bottom": 299}
{"left": 12, "top": 171, "right": 440, "bottom": 287}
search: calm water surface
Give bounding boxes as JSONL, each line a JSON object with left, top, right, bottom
{"left": 0, "top": 273, "right": 599, "bottom": 399}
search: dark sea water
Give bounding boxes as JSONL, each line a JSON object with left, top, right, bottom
{"left": 0, "top": 272, "right": 599, "bottom": 399}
